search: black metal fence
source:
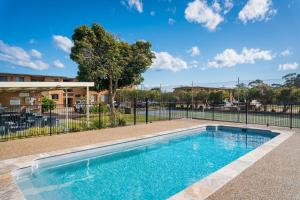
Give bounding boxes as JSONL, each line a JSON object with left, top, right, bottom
{"left": 0, "top": 100, "right": 299, "bottom": 141}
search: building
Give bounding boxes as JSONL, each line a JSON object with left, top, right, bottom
{"left": 0, "top": 73, "right": 108, "bottom": 106}
{"left": 173, "top": 86, "right": 234, "bottom": 102}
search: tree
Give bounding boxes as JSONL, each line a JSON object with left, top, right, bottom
{"left": 70, "top": 23, "right": 155, "bottom": 121}
{"left": 234, "top": 83, "right": 248, "bottom": 103}
{"left": 248, "top": 79, "right": 264, "bottom": 88}
{"left": 194, "top": 91, "right": 209, "bottom": 106}
{"left": 283, "top": 73, "right": 297, "bottom": 87}
{"left": 177, "top": 91, "right": 192, "bottom": 104}
{"left": 41, "top": 97, "right": 55, "bottom": 113}
{"left": 208, "top": 91, "right": 224, "bottom": 106}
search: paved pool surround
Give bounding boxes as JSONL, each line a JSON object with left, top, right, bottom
{"left": 0, "top": 121, "right": 294, "bottom": 200}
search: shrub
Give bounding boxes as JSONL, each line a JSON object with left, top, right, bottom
{"left": 91, "top": 119, "right": 106, "bottom": 129}
{"left": 41, "top": 97, "right": 56, "bottom": 113}
{"left": 90, "top": 102, "right": 109, "bottom": 113}
{"left": 118, "top": 117, "right": 126, "bottom": 126}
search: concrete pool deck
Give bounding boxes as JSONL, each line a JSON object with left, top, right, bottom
{"left": 0, "top": 119, "right": 299, "bottom": 200}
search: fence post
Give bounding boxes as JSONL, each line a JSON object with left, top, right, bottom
{"left": 134, "top": 98, "right": 137, "bottom": 125}
{"left": 245, "top": 100, "right": 248, "bottom": 125}
{"left": 169, "top": 102, "right": 171, "bottom": 120}
{"left": 49, "top": 108, "right": 52, "bottom": 136}
{"left": 186, "top": 103, "right": 189, "bottom": 119}
{"left": 145, "top": 98, "right": 149, "bottom": 124}
{"left": 212, "top": 105, "right": 215, "bottom": 121}
{"left": 98, "top": 103, "right": 101, "bottom": 128}
{"left": 290, "top": 104, "right": 293, "bottom": 129}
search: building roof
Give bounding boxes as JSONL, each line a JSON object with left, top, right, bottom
{"left": 0, "top": 82, "right": 94, "bottom": 92}
{"left": 174, "top": 86, "right": 233, "bottom": 90}
{"left": 0, "top": 72, "right": 74, "bottom": 80}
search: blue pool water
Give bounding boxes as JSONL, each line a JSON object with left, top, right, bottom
{"left": 16, "top": 126, "right": 276, "bottom": 200}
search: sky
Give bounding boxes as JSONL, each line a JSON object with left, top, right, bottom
{"left": 0, "top": 0, "right": 299, "bottom": 88}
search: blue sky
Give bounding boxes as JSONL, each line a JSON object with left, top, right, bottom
{"left": 0, "top": 0, "right": 299, "bottom": 87}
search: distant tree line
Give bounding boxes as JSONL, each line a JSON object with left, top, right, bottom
{"left": 115, "top": 73, "right": 300, "bottom": 107}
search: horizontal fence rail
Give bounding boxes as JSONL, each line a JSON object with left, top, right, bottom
{"left": 0, "top": 100, "right": 299, "bottom": 141}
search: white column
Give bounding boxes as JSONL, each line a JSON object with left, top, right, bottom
{"left": 86, "top": 86, "right": 90, "bottom": 126}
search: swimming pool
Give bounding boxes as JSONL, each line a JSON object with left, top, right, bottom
{"left": 15, "top": 126, "right": 278, "bottom": 200}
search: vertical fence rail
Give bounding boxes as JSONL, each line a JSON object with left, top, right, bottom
{"left": 245, "top": 101, "right": 248, "bottom": 125}
{"left": 145, "top": 98, "right": 148, "bottom": 124}
{"left": 133, "top": 98, "right": 137, "bottom": 125}
{"left": 290, "top": 104, "right": 293, "bottom": 129}
{"left": 49, "top": 108, "right": 52, "bottom": 136}
{"left": 168, "top": 102, "right": 171, "bottom": 120}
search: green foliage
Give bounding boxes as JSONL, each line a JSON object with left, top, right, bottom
{"left": 91, "top": 119, "right": 106, "bottom": 129}
{"left": 70, "top": 23, "right": 155, "bottom": 114}
{"left": 90, "top": 102, "right": 109, "bottom": 113}
{"left": 282, "top": 73, "right": 300, "bottom": 87}
{"left": 41, "top": 97, "right": 55, "bottom": 113}
{"left": 208, "top": 91, "right": 224, "bottom": 105}
{"left": 194, "top": 91, "right": 209, "bottom": 104}
{"left": 178, "top": 91, "right": 192, "bottom": 103}
{"left": 118, "top": 117, "right": 127, "bottom": 126}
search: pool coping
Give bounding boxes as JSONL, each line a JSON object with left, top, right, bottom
{"left": 0, "top": 124, "right": 293, "bottom": 200}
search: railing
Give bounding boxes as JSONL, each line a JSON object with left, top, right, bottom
{"left": 0, "top": 100, "right": 299, "bottom": 141}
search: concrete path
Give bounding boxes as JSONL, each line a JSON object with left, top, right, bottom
{"left": 0, "top": 119, "right": 201, "bottom": 160}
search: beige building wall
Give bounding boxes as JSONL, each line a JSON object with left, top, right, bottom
{"left": 0, "top": 73, "right": 111, "bottom": 107}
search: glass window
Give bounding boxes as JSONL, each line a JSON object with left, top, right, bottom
{"left": 91, "top": 95, "right": 97, "bottom": 103}
{"left": 16, "top": 77, "right": 25, "bottom": 82}
{"left": 51, "top": 94, "right": 59, "bottom": 100}
{"left": 0, "top": 76, "right": 8, "bottom": 82}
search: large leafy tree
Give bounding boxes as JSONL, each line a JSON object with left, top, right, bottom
{"left": 70, "top": 23, "right": 155, "bottom": 116}
{"left": 208, "top": 91, "right": 224, "bottom": 106}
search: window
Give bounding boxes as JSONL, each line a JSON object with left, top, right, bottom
{"left": 91, "top": 95, "right": 97, "bottom": 103}
{"left": 0, "top": 76, "right": 8, "bottom": 82}
{"left": 53, "top": 79, "right": 60, "bottom": 82}
{"left": 51, "top": 94, "right": 59, "bottom": 100}
{"left": 16, "top": 77, "right": 25, "bottom": 82}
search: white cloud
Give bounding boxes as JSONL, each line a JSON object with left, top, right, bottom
{"left": 278, "top": 62, "right": 298, "bottom": 71}
{"left": 224, "top": 0, "right": 234, "bottom": 14}
{"left": 0, "top": 40, "right": 48, "bottom": 70}
{"left": 239, "top": 0, "right": 277, "bottom": 23}
{"left": 124, "top": 0, "right": 143, "bottom": 13}
{"left": 30, "top": 49, "right": 42, "bottom": 58}
{"left": 150, "top": 11, "right": 155, "bottom": 16}
{"left": 208, "top": 47, "right": 273, "bottom": 68}
{"left": 168, "top": 18, "right": 176, "bottom": 25}
{"left": 212, "top": 1, "right": 221, "bottom": 12}
{"left": 29, "top": 39, "right": 36, "bottom": 44}
{"left": 188, "top": 46, "right": 201, "bottom": 56}
{"left": 53, "top": 59, "right": 65, "bottom": 68}
{"left": 53, "top": 35, "right": 74, "bottom": 53}
{"left": 185, "top": 0, "right": 224, "bottom": 31}
{"left": 280, "top": 49, "right": 292, "bottom": 57}
{"left": 151, "top": 51, "right": 188, "bottom": 72}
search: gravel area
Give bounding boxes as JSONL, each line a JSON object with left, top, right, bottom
{"left": 0, "top": 119, "right": 299, "bottom": 200}
{"left": 207, "top": 129, "right": 300, "bottom": 200}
